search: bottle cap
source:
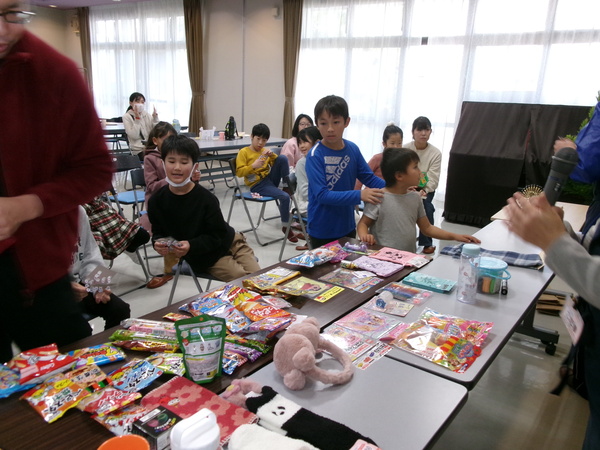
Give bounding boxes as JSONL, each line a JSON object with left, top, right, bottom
{"left": 462, "top": 244, "right": 480, "bottom": 257}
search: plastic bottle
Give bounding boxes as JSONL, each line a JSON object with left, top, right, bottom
{"left": 173, "top": 119, "right": 181, "bottom": 134}
{"left": 456, "top": 244, "right": 481, "bottom": 304}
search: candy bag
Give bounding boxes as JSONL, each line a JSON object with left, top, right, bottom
{"left": 107, "top": 359, "right": 163, "bottom": 392}
{"left": 78, "top": 386, "right": 141, "bottom": 416}
{"left": 146, "top": 353, "right": 186, "bottom": 376}
{"left": 21, "top": 378, "right": 90, "bottom": 423}
{"left": 175, "top": 315, "right": 227, "bottom": 384}
{"left": 8, "top": 344, "right": 75, "bottom": 385}
{"left": 0, "top": 365, "right": 36, "bottom": 398}
{"left": 95, "top": 403, "right": 149, "bottom": 436}
{"left": 68, "top": 344, "right": 126, "bottom": 368}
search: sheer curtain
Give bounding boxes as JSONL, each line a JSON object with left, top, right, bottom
{"left": 89, "top": 0, "right": 191, "bottom": 125}
{"left": 296, "top": 0, "right": 600, "bottom": 195}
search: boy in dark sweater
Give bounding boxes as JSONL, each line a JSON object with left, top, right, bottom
{"left": 148, "top": 135, "right": 259, "bottom": 281}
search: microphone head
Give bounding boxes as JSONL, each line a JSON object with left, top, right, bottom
{"left": 552, "top": 147, "right": 579, "bottom": 166}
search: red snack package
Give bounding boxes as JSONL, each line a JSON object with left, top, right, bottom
{"left": 78, "top": 386, "right": 141, "bottom": 416}
{"left": 236, "top": 301, "right": 290, "bottom": 322}
{"left": 8, "top": 344, "right": 76, "bottom": 385}
{"left": 21, "top": 378, "right": 90, "bottom": 423}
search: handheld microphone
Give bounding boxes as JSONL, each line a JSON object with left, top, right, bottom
{"left": 543, "top": 147, "right": 579, "bottom": 206}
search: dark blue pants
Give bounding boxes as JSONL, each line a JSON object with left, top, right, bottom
{"left": 418, "top": 191, "right": 435, "bottom": 247}
{"left": 251, "top": 154, "right": 291, "bottom": 224}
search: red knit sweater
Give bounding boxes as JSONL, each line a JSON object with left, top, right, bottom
{"left": 0, "top": 32, "right": 113, "bottom": 291}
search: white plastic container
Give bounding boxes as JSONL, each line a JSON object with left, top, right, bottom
{"left": 456, "top": 244, "right": 481, "bottom": 304}
{"left": 169, "top": 408, "right": 220, "bottom": 450}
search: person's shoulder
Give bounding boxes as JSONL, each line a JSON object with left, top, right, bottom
{"left": 17, "top": 31, "right": 79, "bottom": 76}
{"left": 368, "top": 153, "right": 383, "bottom": 164}
{"left": 427, "top": 143, "right": 442, "bottom": 154}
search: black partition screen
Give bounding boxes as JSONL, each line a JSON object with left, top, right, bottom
{"left": 443, "top": 101, "right": 590, "bottom": 227}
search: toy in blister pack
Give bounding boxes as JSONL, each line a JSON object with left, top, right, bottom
{"left": 7, "top": 343, "right": 76, "bottom": 385}
{"left": 175, "top": 315, "right": 227, "bottom": 384}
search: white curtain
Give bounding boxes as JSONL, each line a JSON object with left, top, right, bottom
{"left": 89, "top": 0, "right": 191, "bottom": 126}
{"left": 296, "top": 0, "right": 600, "bottom": 195}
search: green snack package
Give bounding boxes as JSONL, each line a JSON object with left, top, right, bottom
{"left": 175, "top": 315, "right": 226, "bottom": 384}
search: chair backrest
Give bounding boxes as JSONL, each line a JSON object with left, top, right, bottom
{"left": 112, "top": 154, "right": 142, "bottom": 172}
{"left": 129, "top": 168, "right": 146, "bottom": 189}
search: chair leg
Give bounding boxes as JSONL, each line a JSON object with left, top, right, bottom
{"left": 167, "top": 262, "right": 181, "bottom": 306}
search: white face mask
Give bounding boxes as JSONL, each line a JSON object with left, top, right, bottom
{"left": 163, "top": 162, "right": 197, "bottom": 188}
{"left": 134, "top": 103, "right": 145, "bottom": 113}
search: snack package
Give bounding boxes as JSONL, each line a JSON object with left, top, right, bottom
{"left": 146, "top": 353, "right": 186, "bottom": 376}
{"left": 287, "top": 247, "right": 336, "bottom": 268}
{"left": 163, "top": 312, "right": 191, "bottom": 322}
{"left": 109, "top": 329, "right": 178, "bottom": 345}
{"left": 112, "top": 340, "right": 179, "bottom": 353}
{"left": 121, "top": 318, "right": 177, "bottom": 340}
{"left": 95, "top": 403, "right": 149, "bottom": 436}
{"left": 107, "top": 359, "right": 163, "bottom": 392}
{"left": 68, "top": 344, "right": 126, "bottom": 368}
{"left": 0, "top": 365, "right": 36, "bottom": 398}
{"left": 222, "top": 349, "right": 248, "bottom": 375}
{"left": 21, "top": 378, "right": 90, "bottom": 423}
{"left": 175, "top": 315, "right": 227, "bottom": 384}
{"left": 8, "top": 344, "right": 76, "bottom": 385}
{"left": 323, "top": 240, "right": 350, "bottom": 263}
{"left": 78, "top": 385, "right": 141, "bottom": 416}
{"left": 64, "top": 364, "right": 107, "bottom": 389}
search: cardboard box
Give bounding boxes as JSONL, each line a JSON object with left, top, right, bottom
{"left": 132, "top": 406, "right": 182, "bottom": 450}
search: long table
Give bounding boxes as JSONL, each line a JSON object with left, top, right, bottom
{"left": 384, "top": 220, "right": 554, "bottom": 389}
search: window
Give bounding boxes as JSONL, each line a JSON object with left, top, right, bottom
{"left": 296, "top": 0, "right": 600, "bottom": 194}
{"left": 89, "top": 0, "right": 191, "bottom": 126}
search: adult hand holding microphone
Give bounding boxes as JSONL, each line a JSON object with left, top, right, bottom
{"left": 543, "top": 146, "right": 579, "bottom": 206}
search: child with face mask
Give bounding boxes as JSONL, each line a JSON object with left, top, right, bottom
{"left": 122, "top": 91, "right": 159, "bottom": 156}
{"left": 147, "top": 135, "right": 260, "bottom": 282}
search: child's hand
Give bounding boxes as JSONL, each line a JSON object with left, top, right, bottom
{"left": 192, "top": 167, "right": 201, "bottom": 182}
{"left": 171, "top": 240, "right": 190, "bottom": 258}
{"left": 71, "top": 282, "right": 88, "bottom": 301}
{"left": 359, "top": 233, "right": 376, "bottom": 246}
{"left": 251, "top": 157, "right": 266, "bottom": 169}
{"left": 94, "top": 290, "right": 111, "bottom": 304}
{"left": 361, "top": 188, "right": 384, "bottom": 205}
{"left": 154, "top": 240, "right": 170, "bottom": 256}
{"left": 455, "top": 234, "right": 481, "bottom": 244}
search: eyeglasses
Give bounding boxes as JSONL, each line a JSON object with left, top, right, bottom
{"left": 0, "top": 10, "right": 36, "bottom": 24}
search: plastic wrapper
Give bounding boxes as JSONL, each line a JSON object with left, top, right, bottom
{"left": 259, "top": 295, "right": 292, "bottom": 309}
{"left": 109, "top": 329, "right": 178, "bottom": 345}
{"left": 0, "top": 365, "right": 36, "bottom": 398}
{"left": 236, "top": 301, "right": 290, "bottom": 322}
{"left": 376, "top": 282, "right": 433, "bottom": 305}
{"left": 222, "top": 349, "right": 248, "bottom": 375}
{"left": 243, "top": 316, "right": 293, "bottom": 337}
{"left": 224, "top": 342, "right": 263, "bottom": 362}
{"left": 163, "top": 312, "right": 191, "bottom": 322}
{"left": 77, "top": 386, "right": 141, "bottom": 416}
{"left": 343, "top": 242, "right": 369, "bottom": 253}
{"left": 121, "top": 318, "right": 176, "bottom": 340}
{"left": 63, "top": 364, "right": 107, "bottom": 390}
{"left": 207, "top": 284, "right": 261, "bottom": 306}
{"left": 182, "top": 297, "right": 231, "bottom": 317}
{"left": 68, "top": 344, "right": 126, "bottom": 368}
{"left": 146, "top": 353, "right": 186, "bottom": 376}
{"left": 94, "top": 403, "right": 149, "bottom": 436}
{"left": 7, "top": 344, "right": 75, "bottom": 385}
{"left": 175, "top": 315, "right": 227, "bottom": 384}
{"left": 241, "top": 278, "right": 285, "bottom": 297}
{"left": 392, "top": 309, "right": 494, "bottom": 373}
{"left": 21, "top": 378, "right": 90, "bottom": 423}
{"left": 107, "top": 359, "right": 163, "bottom": 392}
{"left": 225, "top": 335, "right": 271, "bottom": 354}
{"left": 287, "top": 247, "right": 336, "bottom": 268}
{"left": 323, "top": 240, "right": 350, "bottom": 263}
{"left": 112, "top": 340, "right": 179, "bottom": 353}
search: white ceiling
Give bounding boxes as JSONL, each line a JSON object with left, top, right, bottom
{"left": 30, "top": 0, "right": 150, "bottom": 10}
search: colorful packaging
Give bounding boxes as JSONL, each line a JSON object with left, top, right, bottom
{"left": 107, "top": 359, "right": 163, "bottom": 392}
{"left": 146, "top": 353, "right": 186, "bottom": 376}
{"left": 0, "top": 365, "right": 35, "bottom": 398}
{"left": 21, "top": 378, "right": 90, "bottom": 423}
{"left": 8, "top": 344, "right": 76, "bottom": 385}
{"left": 95, "top": 403, "right": 149, "bottom": 436}
{"left": 78, "top": 386, "right": 141, "bottom": 416}
{"left": 175, "top": 315, "right": 227, "bottom": 384}
{"left": 68, "top": 344, "right": 126, "bottom": 368}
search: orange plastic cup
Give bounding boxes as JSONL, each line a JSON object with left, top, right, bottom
{"left": 97, "top": 434, "right": 150, "bottom": 450}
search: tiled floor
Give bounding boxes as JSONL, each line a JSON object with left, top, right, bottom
{"left": 103, "top": 178, "right": 589, "bottom": 450}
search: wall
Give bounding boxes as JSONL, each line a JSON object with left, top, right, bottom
{"left": 204, "top": 0, "right": 285, "bottom": 136}
{"left": 28, "top": 6, "right": 83, "bottom": 68}
{"left": 26, "top": 1, "right": 286, "bottom": 136}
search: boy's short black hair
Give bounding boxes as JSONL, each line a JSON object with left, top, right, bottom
{"left": 381, "top": 147, "right": 420, "bottom": 187}
{"left": 251, "top": 123, "right": 270, "bottom": 139}
{"left": 161, "top": 134, "right": 200, "bottom": 162}
{"left": 314, "top": 95, "right": 349, "bottom": 121}
{"left": 412, "top": 116, "right": 432, "bottom": 132}
{"left": 297, "top": 126, "right": 322, "bottom": 144}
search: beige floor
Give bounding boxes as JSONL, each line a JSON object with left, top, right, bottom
{"left": 102, "top": 178, "right": 589, "bottom": 450}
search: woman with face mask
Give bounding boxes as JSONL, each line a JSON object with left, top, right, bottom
{"left": 122, "top": 92, "right": 159, "bottom": 157}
